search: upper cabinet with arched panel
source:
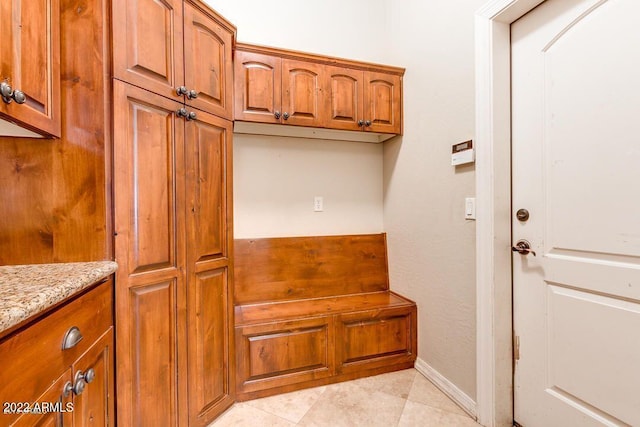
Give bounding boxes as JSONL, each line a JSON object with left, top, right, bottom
{"left": 113, "top": 0, "right": 235, "bottom": 119}
{"left": 234, "top": 43, "right": 404, "bottom": 141}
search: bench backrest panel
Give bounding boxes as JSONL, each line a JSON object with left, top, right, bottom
{"left": 234, "top": 233, "right": 389, "bottom": 304}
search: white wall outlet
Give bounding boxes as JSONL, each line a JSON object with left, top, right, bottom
{"left": 314, "top": 196, "right": 323, "bottom": 212}
{"left": 465, "top": 197, "right": 476, "bottom": 220}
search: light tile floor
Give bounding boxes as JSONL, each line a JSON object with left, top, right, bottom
{"left": 209, "top": 369, "right": 482, "bottom": 427}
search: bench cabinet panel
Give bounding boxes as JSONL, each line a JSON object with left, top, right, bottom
{"left": 336, "top": 306, "right": 417, "bottom": 374}
{"left": 236, "top": 317, "right": 334, "bottom": 394}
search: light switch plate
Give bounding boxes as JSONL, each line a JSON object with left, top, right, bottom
{"left": 465, "top": 197, "right": 476, "bottom": 220}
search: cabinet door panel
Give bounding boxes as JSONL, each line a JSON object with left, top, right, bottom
{"left": 187, "top": 268, "right": 233, "bottom": 425}
{"left": 185, "top": 110, "right": 233, "bottom": 425}
{"left": 127, "top": 279, "right": 179, "bottom": 426}
{"left": 185, "top": 112, "right": 231, "bottom": 262}
{"left": 183, "top": 2, "right": 233, "bottom": 119}
{"left": 0, "top": 0, "right": 60, "bottom": 136}
{"left": 112, "top": 0, "right": 184, "bottom": 101}
{"left": 236, "top": 317, "right": 333, "bottom": 395}
{"left": 113, "top": 81, "right": 186, "bottom": 427}
{"left": 11, "top": 370, "right": 73, "bottom": 427}
{"left": 234, "top": 51, "right": 281, "bottom": 123}
{"left": 336, "top": 306, "right": 416, "bottom": 374}
{"left": 364, "top": 72, "right": 402, "bottom": 134}
{"left": 282, "top": 59, "right": 324, "bottom": 127}
{"left": 72, "top": 329, "right": 115, "bottom": 427}
{"left": 325, "top": 66, "right": 364, "bottom": 131}
{"left": 114, "top": 83, "right": 184, "bottom": 274}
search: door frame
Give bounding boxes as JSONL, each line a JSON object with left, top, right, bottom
{"left": 474, "top": 1, "right": 545, "bottom": 426}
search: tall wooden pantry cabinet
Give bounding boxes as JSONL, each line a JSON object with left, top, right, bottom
{"left": 111, "top": 0, "right": 236, "bottom": 425}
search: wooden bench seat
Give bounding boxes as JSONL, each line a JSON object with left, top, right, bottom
{"left": 235, "top": 291, "right": 415, "bottom": 325}
{"left": 234, "top": 233, "right": 417, "bottom": 401}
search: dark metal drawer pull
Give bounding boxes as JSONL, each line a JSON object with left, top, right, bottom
{"left": 61, "top": 326, "right": 83, "bottom": 350}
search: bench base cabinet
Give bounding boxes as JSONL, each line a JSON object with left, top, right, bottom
{"left": 235, "top": 306, "right": 417, "bottom": 400}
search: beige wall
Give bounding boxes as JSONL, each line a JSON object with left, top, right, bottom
{"left": 207, "top": 0, "right": 481, "bottom": 402}
{"left": 383, "top": 0, "right": 485, "bottom": 399}
{"left": 233, "top": 135, "right": 383, "bottom": 238}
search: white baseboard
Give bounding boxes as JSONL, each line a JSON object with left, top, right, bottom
{"left": 414, "top": 357, "right": 478, "bottom": 419}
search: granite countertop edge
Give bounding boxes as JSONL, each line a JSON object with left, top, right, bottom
{"left": 0, "top": 261, "right": 118, "bottom": 336}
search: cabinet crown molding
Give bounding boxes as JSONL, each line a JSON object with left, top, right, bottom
{"left": 235, "top": 42, "right": 405, "bottom": 76}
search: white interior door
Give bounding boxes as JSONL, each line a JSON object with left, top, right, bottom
{"left": 512, "top": 0, "right": 640, "bottom": 426}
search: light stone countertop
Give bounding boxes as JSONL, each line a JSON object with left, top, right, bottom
{"left": 0, "top": 261, "right": 118, "bottom": 336}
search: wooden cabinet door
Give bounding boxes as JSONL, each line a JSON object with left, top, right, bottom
{"left": 0, "top": 0, "right": 60, "bottom": 137}
{"left": 183, "top": 1, "right": 234, "bottom": 119}
{"left": 113, "top": 81, "right": 187, "bottom": 427}
{"left": 282, "top": 59, "right": 324, "bottom": 127}
{"left": 112, "top": 0, "right": 185, "bottom": 103}
{"left": 184, "top": 111, "right": 234, "bottom": 425}
{"left": 72, "top": 329, "right": 115, "bottom": 427}
{"left": 11, "top": 370, "right": 73, "bottom": 427}
{"left": 234, "top": 51, "right": 281, "bottom": 123}
{"left": 363, "top": 71, "right": 402, "bottom": 134}
{"left": 325, "top": 66, "right": 364, "bottom": 131}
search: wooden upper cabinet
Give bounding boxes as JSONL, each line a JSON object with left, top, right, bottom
{"left": 113, "top": 0, "right": 235, "bottom": 118}
{"left": 281, "top": 59, "right": 324, "bottom": 127}
{"left": 325, "top": 66, "right": 364, "bottom": 131}
{"left": 183, "top": 1, "right": 234, "bottom": 119}
{"left": 0, "top": 0, "right": 60, "bottom": 137}
{"left": 234, "top": 51, "right": 281, "bottom": 123}
{"left": 233, "top": 44, "right": 404, "bottom": 136}
{"left": 112, "top": 0, "right": 184, "bottom": 103}
{"left": 364, "top": 71, "right": 402, "bottom": 134}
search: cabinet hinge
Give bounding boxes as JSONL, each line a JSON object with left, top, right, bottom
{"left": 514, "top": 335, "right": 520, "bottom": 361}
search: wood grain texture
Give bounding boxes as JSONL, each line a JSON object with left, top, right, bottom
{"left": 0, "top": 0, "right": 110, "bottom": 265}
{"left": 236, "top": 317, "right": 334, "bottom": 394}
{"left": 233, "top": 50, "right": 282, "bottom": 123}
{"left": 234, "top": 234, "right": 390, "bottom": 305}
{"left": 325, "top": 65, "right": 364, "bottom": 131}
{"left": 281, "top": 59, "right": 325, "bottom": 127}
{"left": 72, "top": 328, "right": 115, "bottom": 427}
{"left": 112, "top": 0, "right": 184, "bottom": 102}
{"left": 184, "top": 0, "right": 235, "bottom": 119}
{"left": 364, "top": 71, "right": 402, "bottom": 134}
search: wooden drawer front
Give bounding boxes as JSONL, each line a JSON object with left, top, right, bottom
{"left": 337, "top": 306, "right": 416, "bottom": 373}
{"left": 0, "top": 279, "right": 113, "bottom": 406}
{"left": 236, "top": 317, "right": 333, "bottom": 393}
